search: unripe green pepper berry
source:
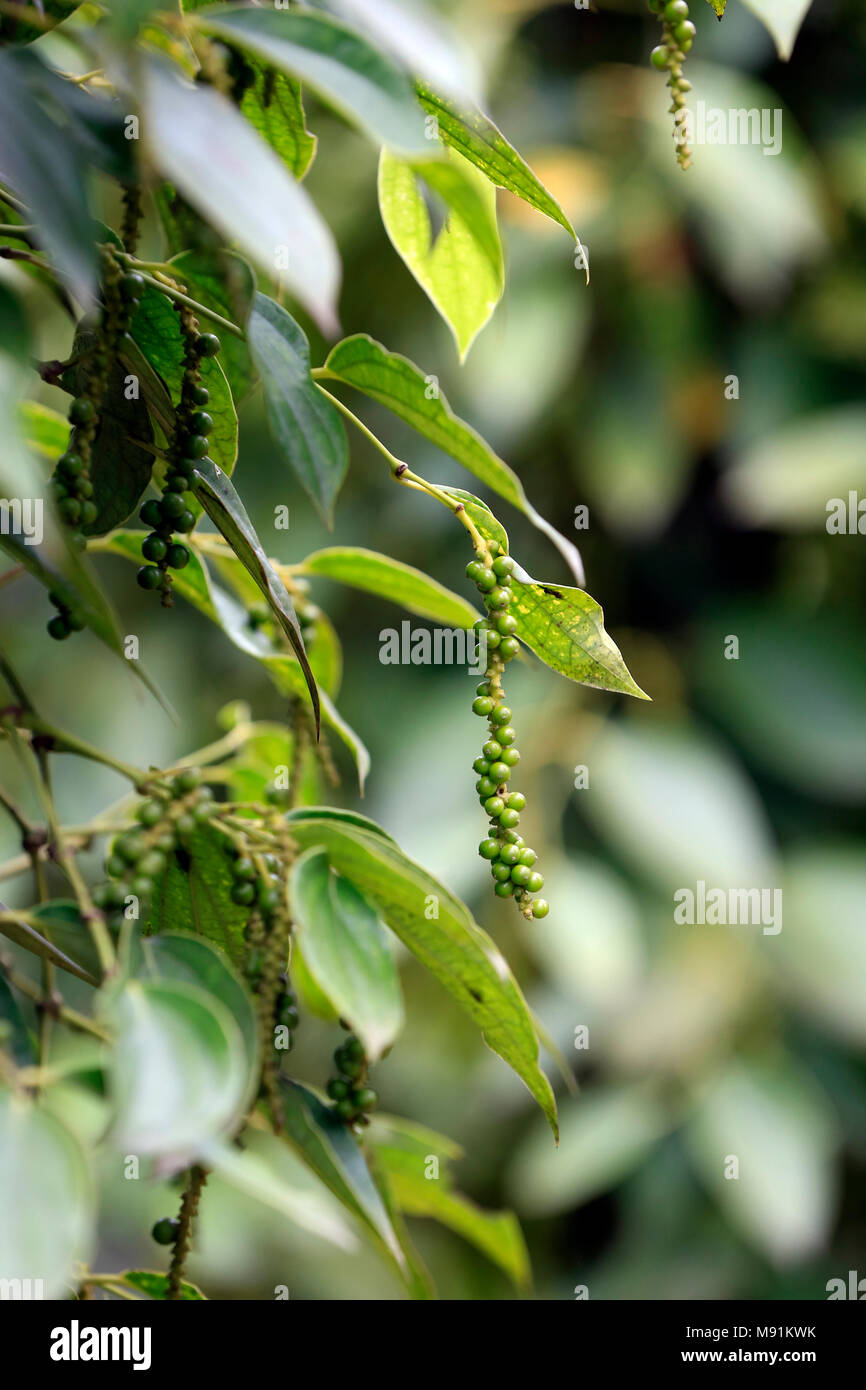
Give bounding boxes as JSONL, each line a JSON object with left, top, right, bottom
{"left": 496, "top": 613, "right": 518, "bottom": 635}
{"left": 497, "top": 726, "right": 517, "bottom": 745}
{"left": 507, "top": 792, "right": 526, "bottom": 811}
{"left": 475, "top": 569, "right": 496, "bottom": 592}
{"left": 518, "top": 847, "right": 537, "bottom": 867}
{"left": 527, "top": 871, "right": 544, "bottom": 893}
{"left": 650, "top": 44, "right": 670, "bottom": 69}
{"left": 335, "top": 1098, "right": 357, "bottom": 1121}
{"left": 665, "top": 0, "right": 689, "bottom": 18}
{"left": 494, "top": 880, "right": 514, "bottom": 898}
{"left": 138, "top": 850, "right": 167, "bottom": 877}
{"left": 473, "top": 757, "right": 490, "bottom": 776}
{"left": 192, "top": 385, "right": 210, "bottom": 406}
{"left": 174, "top": 509, "right": 196, "bottom": 534}
{"left": 489, "top": 762, "right": 511, "bottom": 784}
{"left": 466, "top": 561, "right": 485, "bottom": 583}
{"left": 139, "top": 499, "right": 163, "bottom": 529}
{"left": 532, "top": 899, "right": 550, "bottom": 918}
{"left": 231, "top": 882, "right": 256, "bottom": 906}
{"left": 141, "top": 533, "right": 167, "bottom": 563}
{"left": 485, "top": 629, "right": 502, "bottom": 649}
{"left": 482, "top": 740, "right": 502, "bottom": 761}
{"left": 152, "top": 1217, "right": 179, "bottom": 1246}
{"left": 327, "top": 1078, "right": 349, "bottom": 1101}
{"left": 492, "top": 556, "right": 514, "bottom": 579}
{"left": 47, "top": 614, "right": 71, "bottom": 640}
{"left": 491, "top": 704, "right": 512, "bottom": 725}
{"left": 487, "top": 586, "right": 510, "bottom": 609}
{"left": 184, "top": 434, "right": 209, "bottom": 460}
{"left": 475, "top": 680, "right": 491, "bottom": 697}
{"left": 499, "top": 636, "right": 520, "bottom": 660}
{"left": 492, "top": 862, "right": 513, "bottom": 882}
{"left": 69, "top": 396, "right": 95, "bottom": 426}
{"left": 195, "top": 332, "right": 221, "bottom": 357}
{"left": 190, "top": 410, "right": 213, "bottom": 436}
{"left": 498, "top": 808, "right": 521, "bottom": 829}
{"left": 510, "top": 864, "right": 532, "bottom": 887}
{"left": 674, "top": 19, "right": 695, "bottom": 43}
{"left": 166, "top": 544, "right": 190, "bottom": 570}
{"left": 472, "top": 696, "right": 494, "bottom": 717}
{"left": 479, "top": 838, "right": 500, "bottom": 860}
{"left": 160, "top": 491, "right": 187, "bottom": 520}
{"left": 352, "top": 1086, "right": 378, "bottom": 1112}
{"left": 136, "top": 799, "right": 164, "bottom": 827}
{"left": 477, "top": 777, "right": 497, "bottom": 797}
{"left": 484, "top": 795, "right": 505, "bottom": 817}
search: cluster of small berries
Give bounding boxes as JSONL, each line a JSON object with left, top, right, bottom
{"left": 466, "top": 552, "right": 548, "bottom": 920}
{"left": 648, "top": 0, "right": 696, "bottom": 170}
{"left": 326, "top": 1033, "right": 378, "bottom": 1131}
{"left": 92, "top": 769, "right": 211, "bottom": 926}
{"left": 49, "top": 258, "right": 146, "bottom": 634}
{"left": 136, "top": 321, "right": 220, "bottom": 604}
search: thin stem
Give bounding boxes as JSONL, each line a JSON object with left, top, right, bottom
{"left": 8, "top": 714, "right": 147, "bottom": 785}
{"left": 113, "top": 255, "right": 245, "bottom": 339}
{"left": 1, "top": 966, "right": 109, "bottom": 1041}
{"left": 313, "top": 382, "right": 406, "bottom": 475}
{"left": 167, "top": 1166, "right": 207, "bottom": 1299}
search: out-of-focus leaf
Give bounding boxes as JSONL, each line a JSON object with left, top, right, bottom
{"left": 290, "top": 848, "right": 404, "bottom": 1060}
{"left": 739, "top": 0, "right": 811, "bottom": 59}
{"left": 0, "top": 1, "right": 78, "bottom": 45}
{"left": 321, "top": 333, "right": 585, "bottom": 582}
{"left": 31, "top": 900, "right": 101, "bottom": 981}
{"left": 721, "top": 405, "right": 866, "bottom": 530}
{"left": 311, "top": 0, "right": 479, "bottom": 102}
{"left": 378, "top": 147, "right": 503, "bottom": 361}
{"left": 685, "top": 1058, "right": 838, "bottom": 1264}
{"left": 285, "top": 814, "right": 558, "bottom": 1137}
{"left": 197, "top": 6, "right": 429, "bottom": 155}
{"left": 583, "top": 718, "right": 777, "bottom": 890}
{"left": 108, "top": 978, "right": 251, "bottom": 1156}
{"left": 414, "top": 80, "right": 575, "bottom": 236}
{"left": 506, "top": 1086, "right": 669, "bottom": 1216}
{"left": 190, "top": 457, "right": 320, "bottom": 731}
{"left": 0, "top": 970, "right": 34, "bottom": 1067}
{"left": 139, "top": 933, "right": 260, "bottom": 1110}
{"left": 0, "top": 1088, "right": 92, "bottom": 1298}
{"left": 0, "top": 907, "right": 98, "bottom": 986}
{"left": 18, "top": 402, "right": 67, "bottom": 459}
{"left": 300, "top": 545, "right": 478, "bottom": 627}
{"left": 774, "top": 847, "right": 866, "bottom": 1047}
{"left": 140, "top": 59, "right": 340, "bottom": 336}
{"left": 248, "top": 294, "right": 348, "bottom": 526}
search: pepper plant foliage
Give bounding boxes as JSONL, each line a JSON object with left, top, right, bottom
{"left": 0, "top": 0, "right": 647, "bottom": 1301}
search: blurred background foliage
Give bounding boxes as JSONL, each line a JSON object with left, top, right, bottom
{"left": 2, "top": 0, "right": 865, "bottom": 1299}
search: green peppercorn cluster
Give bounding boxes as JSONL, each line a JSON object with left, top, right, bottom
{"left": 327, "top": 1033, "right": 378, "bottom": 1130}
{"left": 466, "top": 552, "right": 549, "bottom": 921}
{"left": 136, "top": 318, "right": 221, "bottom": 605}
{"left": 44, "top": 588, "right": 86, "bottom": 643}
{"left": 92, "top": 768, "right": 212, "bottom": 926}
{"left": 648, "top": 0, "right": 696, "bottom": 170}
{"left": 49, "top": 256, "right": 146, "bottom": 632}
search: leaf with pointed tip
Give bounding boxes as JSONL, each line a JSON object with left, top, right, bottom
{"left": 378, "top": 147, "right": 503, "bottom": 361}
{"left": 740, "top": 0, "right": 810, "bottom": 59}
{"left": 300, "top": 546, "right": 478, "bottom": 627}
{"left": 189, "top": 457, "right": 320, "bottom": 731}
{"left": 0, "top": 904, "right": 98, "bottom": 987}
{"left": 508, "top": 575, "right": 649, "bottom": 700}
{"left": 415, "top": 80, "right": 575, "bottom": 236}
{"left": 140, "top": 58, "right": 340, "bottom": 336}
{"left": 115, "top": 1270, "right": 206, "bottom": 1301}
{"left": 248, "top": 294, "right": 348, "bottom": 526}
{"left": 284, "top": 814, "right": 558, "bottom": 1137}
{"left": 197, "top": 6, "right": 429, "bottom": 155}
{"left": 322, "top": 334, "right": 585, "bottom": 583}
{"left": 0, "top": 969, "right": 34, "bottom": 1067}
{"left": 239, "top": 60, "right": 316, "bottom": 180}
{"left": 290, "top": 848, "right": 404, "bottom": 1061}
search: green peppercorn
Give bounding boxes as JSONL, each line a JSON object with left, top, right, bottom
{"left": 139, "top": 499, "right": 163, "bottom": 529}
{"left": 477, "top": 777, "right": 497, "bottom": 798}
{"left": 510, "top": 864, "right": 532, "bottom": 887}
{"left": 58, "top": 497, "right": 81, "bottom": 524}
{"left": 502, "top": 748, "right": 520, "bottom": 767}
{"left": 136, "top": 799, "right": 164, "bottom": 827}
{"left": 497, "top": 726, "right": 517, "bottom": 745}
{"left": 494, "top": 880, "right": 514, "bottom": 898}
{"left": 136, "top": 565, "right": 162, "bottom": 591}
{"left": 475, "top": 570, "right": 496, "bottom": 593}
{"left": 475, "top": 680, "right": 491, "bottom": 697}
{"left": 166, "top": 544, "right": 190, "bottom": 570}
{"left": 190, "top": 411, "right": 213, "bottom": 436}
{"left": 484, "top": 795, "right": 505, "bottom": 817}
{"left": 195, "top": 332, "right": 221, "bottom": 357}
{"left": 527, "top": 871, "right": 544, "bottom": 893}
{"left": 139, "top": 850, "right": 167, "bottom": 877}
{"left": 507, "top": 792, "right": 526, "bottom": 811}
{"left": 47, "top": 614, "right": 71, "bottom": 640}
{"left": 352, "top": 1087, "right": 378, "bottom": 1112}
{"left": 496, "top": 613, "right": 518, "bottom": 635}
{"left": 160, "top": 491, "right": 187, "bottom": 521}
{"left": 491, "top": 704, "right": 512, "bottom": 725}
{"left": 231, "top": 882, "right": 256, "bottom": 906}
{"left": 492, "top": 862, "right": 512, "bottom": 883}
{"left": 327, "top": 1078, "right": 349, "bottom": 1101}
{"left": 473, "top": 757, "right": 490, "bottom": 776}
{"left": 492, "top": 556, "right": 514, "bottom": 579}
{"left": 466, "top": 561, "right": 485, "bottom": 583}
{"left": 80, "top": 501, "right": 98, "bottom": 527}
{"left": 142, "top": 533, "right": 168, "bottom": 563}
{"left": 479, "top": 838, "right": 499, "bottom": 860}
{"left": 499, "top": 843, "right": 520, "bottom": 866}
{"left": 58, "top": 451, "right": 84, "bottom": 477}
{"left": 489, "top": 762, "right": 510, "bottom": 784}
{"left": 174, "top": 510, "right": 196, "bottom": 533}
{"left": 650, "top": 44, "right": 670, "bottom": 69}
{"left": 183, "top": 434, "right": 209, "bottom": 460}
{"left": 487, "top": 586, "right": 510, "bottom": 610}
{"left": 499, "top": 636, "right": 520, "bottom": 660}
{"left": 674, "top": 19, "right": 695, "bottom": 43}
{"left": 191, "top": 385, "right": 210, "bottom": 406}
{"left": 532, "top": 899, "right": 550, "bottom": 918}
{"left": 69, "top": 396, "right": 95, "bottom": 426}
{"left": 130, "top": 875, "right": 154, "bottom": 898}
{"left": 151, "top": 1218, "right": 179, "bottom": 1246}
{"left": 482, "top": 740, "right": 502, "bottom": 761}
{"left": 472, "top": 696, "right": 494, "bottom": 717}
{"left": 518, "top": 847, "right": 537, "bottom": 867}
{"left": 335, "top": 1098, "right": 357, "bottom": 1121}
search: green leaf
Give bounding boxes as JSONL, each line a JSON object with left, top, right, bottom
{"left": 739, "top": 0, "right": 811, "bottom": 59}
{"left": 197, "top": 6, "right": 429, "bottom": 155}
{"left": 290, "top": 848, "right": 404, "bottom": 1060}
{"left": 200, "top": 1133, "right": 359, "bottom": 1250}
{"left": 146, "top": 822, "right": 251, "bottom": 971}
{"left": 64, "top": 329, "right": 155, "bottom": 537}
{"left": 278, "top": 1078, "right": 411, "bottom": 1274}
{"left": 508, "top": 572, "right": 649, "bottom": 699}
{"left": 248, "top": 294, "right": 348, "bottom": 526}
{"left": 129, "top": 286, "right": 238, "bottom": 476}
{"left": 322, "top": 334, "right": 586, "bottom": 583}
{"left": 190, "top": 457, "right": 320, "bottom": 731}
{"left": 706, "top": 0, "right": 726, "bottom": 14}
{"left": 371, "top": 1114, "right": 530, "bottom": 1289}
{"left": 285, "top": 814, "right": 558, "bottom": 1137}
{"left": 415, "top": 80, "right": 575, "bottom": 237}
{"left": 0, "top": 1089, "right": 93, "bottom": 1298}
{"left": 139, "top": 933, "right": 260, "bottom": 1111}
{"left": 141, "top": 58, "right": 339, "bottom": 336}
{"left": 31, "top": 900, "right": 102, "bottom": 981}
{"left": 18, "top": 402, "right": 68, "bottom": 459}
{"left": 239, "top": 61, "right": 316, "bottom": 180}
{"left": 300, "top": 545, "right": 478, "bottom": 627}
{"left": 115, "top": 1270, "right": 206, "bottom": 1301}
{"left": 95, "top": 532, "right": 368, "bottom": 789}
{"left": 108, "top": 978, "right": 251, "bottom": 1155}
{"left": 0, "top": 969, "right": 34, "bottom": 1067}
{"left": 0, "top": 1, "right": 79, "bottom": 45}
{"left": 0, "top": 903, "right": 98, "bottom": 986}
{"left": 378, "top": 147, "right": 503, "bottom": 361}
{"left": 310, "top": 0, "right": 478, "bottom": 102}
{"left": 0, "top": 52, "right": 97, "bottom": 303}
